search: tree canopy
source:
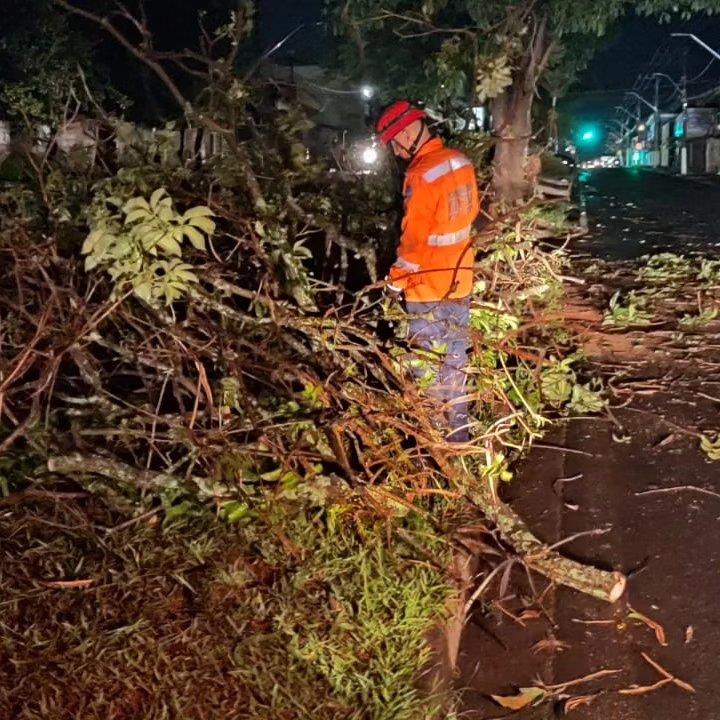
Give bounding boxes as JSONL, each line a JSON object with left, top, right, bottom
{"left": 326, "top": 0, "right": 720, "bottom": 200}
{"left": 0, "top": 0, "right": 99, "bottom": 123}
{"left": 329, "top": 0, "right": 720, "bottom": 107}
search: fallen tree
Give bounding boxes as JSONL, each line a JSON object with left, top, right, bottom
{"left": 0, "top": 3, "right": 625, "bottom": 717}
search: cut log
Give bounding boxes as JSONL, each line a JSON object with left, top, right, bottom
{"left": 468, "top": 478, "right": 626, "bottom": 603}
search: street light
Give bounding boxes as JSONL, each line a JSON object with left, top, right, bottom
{"left": 671, "top": 33, "right": 720, "bottom": 61}
{"left": 361, "top": 146, "right": 378, "bottom": 165}
{"left": 361, "top": 85, "right": 375, "bottom": 100}
{"left": 649, "top": 72, "right": 683, "bottom": 95}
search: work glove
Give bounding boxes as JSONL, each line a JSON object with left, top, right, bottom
{"left": 380, "top": 281, "right": 408, "bottom": 340}
{"left": 383, "top": 277, "right": 403, "bottom": 303}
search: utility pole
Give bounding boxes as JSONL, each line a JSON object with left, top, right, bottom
{"left": 648, "top": 73, "right": 684, "bottom": 169}
{"left": 653, "top": 74, "right": 661, "bottom": 167}
{"left": 549, "top": 95, "right": 558, "bottom": 153}
{"left": 623, "top": 91, "right": 660, "bottom": 168}
{"left": 614, "top": 105, "right": 638, "bottom": 167}
{"left": 671, "top": 33, "right": 720, "bottom": 174}
{"left": 680, "top": 49, "right": 688, "bottom": 175}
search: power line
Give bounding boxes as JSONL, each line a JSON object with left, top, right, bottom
{"left": 687, "top": 56, "right": 717, "bottom": 83}
{"left": 564, "top": 86, "right": 644, "bottom": 96}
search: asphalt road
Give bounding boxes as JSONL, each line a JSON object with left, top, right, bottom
{"left": 577, "top": 168, "right": 720, "bottom": 260}
{"left": 458, "top": 169, "right": 720, "bottom": 719}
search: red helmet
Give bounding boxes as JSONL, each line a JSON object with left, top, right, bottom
{"left": 375, "top": 100, "right": 427, "bottom": 146}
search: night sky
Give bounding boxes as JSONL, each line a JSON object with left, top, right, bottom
{"left": 252, "top": 0, "right": 720, "bottom": 139}
{"left": 567, "top": 11, "right": 720, "bottom": 140}
{"left": 256, "top": 0, "right": 325, "bottom": 63}
{"left": 5, "top": 0, "right": 720, "bottom": 135}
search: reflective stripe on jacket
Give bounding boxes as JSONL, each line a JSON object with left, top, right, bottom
{"left": 388, "top": 137, "right": 479, "bottom": 302}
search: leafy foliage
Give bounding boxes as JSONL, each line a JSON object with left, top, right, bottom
{"left": 679, "top": 307, "right": 718, "bottom": 330}
{"left": 0, "top": 495, "right": 451, "bottom": 720}
{"left": 475, "top": 53, "right": 514, "bottom": 103}
{"left": 603, "top": 291, "right": 653, "bottom": 328}
{"left": 0, "top": 1, "right": 117, "bottom": 123}
{"left": 82, "top": 188, "right": 215, "bottom": 306}
{"left": 700, "top": 434, "right": 720, "bottom": 461}
{"left": 0, "top": 3, "right": 630, "bottom": 717}
{"left": 638, "top": 253, "right": 695, "bottom": 283}
{"left": 541, "top": 356, "right": 604, "bottom": 414}
{"left": 326, "top": 0, "right": 715, "bottom": 111}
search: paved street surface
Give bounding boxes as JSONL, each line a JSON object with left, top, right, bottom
{"left": 458, "top": 169, "right": 720, "bottom": 719}
{"left": 578, "top": 169, "right": 720, "bottom": 260}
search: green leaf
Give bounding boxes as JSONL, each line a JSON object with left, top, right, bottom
{"left": 133, "top": 280, "right": 153, "bottom": 303}
{"left": 541, "top": 366, "right": 574, "bottom": 407}
{"left": 183, "top": 225, "right": 207, "bottom": 251}
{"left": 84, "top": 255, "right": 99, "bottom": 271}
{"left": 93, "top": 233, "right": 115, "bottom": 259}
{"left": 182, "top": 206, "right": 214, "bottom": 220}
{"left": 158, "top": 205, "right": 175, "bottom": 223}
{"left": 140, "top": 229, "right": 165, "bottom": 252}
{"left": 164, "top": 500, "right": 193, "bottom": 523}
{"left": 569, "top": 383, "right": 604, "bottom": 414}
{"left": 222, "top": 501, "right": 250, "bottom": 524}
{"left": 149, "top": 188, "right": 167, "bottom": 211}
{"left": 122, "top": 196, "right": 150, "bottom": 214}
{"left": 157, "top": 235, "right": 182, "bottom": 257}
{"left": 170, "top": 262, "right": 198, "bottom": 282}
{"left": 124, "top": 208, "right": 151, "bottom": 225}
{"left": 81, "top": 229, "right": 102, "bottom": 255}
{"left": 491, "top": 687, "right": 547, "bottom": 710}
{"left": 108, "top": 235, "right": 132, "bottom": 258}
{"left": 187, "top": 216, "right": 216, "bottom": 235}
{"left": 281, "top": 471, "right": 302, "bottom": 491}
{"left": 700, "top": 434, "right": 720, "bottom": 461}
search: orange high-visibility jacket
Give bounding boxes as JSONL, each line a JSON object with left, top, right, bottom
{"left": 387, "top": 137, "right": 479, "bottom": 303}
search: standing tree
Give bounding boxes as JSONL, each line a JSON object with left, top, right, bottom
{"left": 327, "top": 0, "right": 720, "bottom": 203}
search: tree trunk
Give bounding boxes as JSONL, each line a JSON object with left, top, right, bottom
{"left": 488, "top": 15, "right": 556, "bottom": 205}
{"left": 491, "top": 79, "right": 534, "bottom": 204}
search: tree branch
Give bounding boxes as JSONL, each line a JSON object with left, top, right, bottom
{"left": 54, "top": 0, "right": 193, "bottom": 119}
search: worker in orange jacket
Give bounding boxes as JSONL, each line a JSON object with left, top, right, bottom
{"left": 376, "top": 100, "right": 479, "bottom": 442}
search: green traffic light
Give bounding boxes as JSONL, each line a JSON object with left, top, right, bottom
{"left": 577, "top": 124, "right": 599, "bottom": 143}
{"left": 576, "top": 124, "right": 600, "bottom": 145}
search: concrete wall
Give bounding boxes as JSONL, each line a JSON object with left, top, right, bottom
{"left": 660, "top": 123, "right": 671, "bottom": 168}
{"left": 56, "top": 119, "right": 99, "bottom": 165}
{"left": 707, "top": 138, "right": 720, "bottom": 175}
{"left": 0, "top": 118, "right": 233, "bottom": 168}
{"left": 687, "top": 140, "right": 707, "bottom": 175}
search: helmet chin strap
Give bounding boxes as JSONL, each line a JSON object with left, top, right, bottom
{"left": 393, "top": 122, "right": 428, "bottom": 158}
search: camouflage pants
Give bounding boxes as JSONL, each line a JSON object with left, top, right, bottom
{"left": 405, "top": 298, "right": 471, "bottom": 443}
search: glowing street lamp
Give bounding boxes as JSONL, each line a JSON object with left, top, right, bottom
{"left": 361, "top": 146, "right": 379, "bottom": 165}
{"left": 361, "top": 85, "right": 375, "bottom": 99}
